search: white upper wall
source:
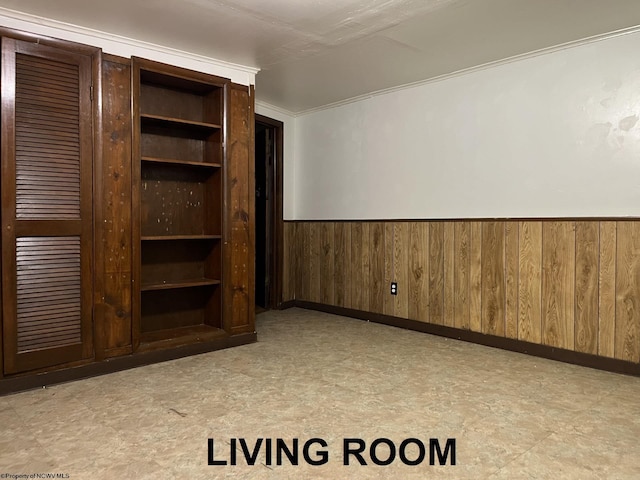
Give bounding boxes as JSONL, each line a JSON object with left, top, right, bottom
{"left": 0, "top": 8, "right": 257, "bottom": 85}
{"left": 294, "top": 30, "right": 640, "bottom": 220}
{"left": 255, "top": 102, "right": 297, "bottom": 220}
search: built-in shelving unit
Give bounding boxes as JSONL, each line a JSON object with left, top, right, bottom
{"left": 0, "top": 25, "right": 257, "bottom": 394}
{"left": 133, "top": 58, "right": 228, "bottom": 351}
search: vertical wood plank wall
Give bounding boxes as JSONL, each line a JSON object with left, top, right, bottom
{"left": 283, "top": 220, "right": 640, "bottom": 363}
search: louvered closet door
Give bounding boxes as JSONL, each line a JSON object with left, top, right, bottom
{"left": 1, "top": 38, "right": 93, "bottom": 374}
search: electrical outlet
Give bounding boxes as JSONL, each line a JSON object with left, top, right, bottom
{"left": 390, "top": 282, "right": 398, "bottom": 295}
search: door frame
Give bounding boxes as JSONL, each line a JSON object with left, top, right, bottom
{"left": 255, "top": 113, "right": 284, "bottom": 309}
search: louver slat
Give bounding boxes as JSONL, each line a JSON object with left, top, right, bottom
{"left": 2, "top": 38, "right": 94, "bottom": 375}
{"left": 15, "top": 237, "right": 82, "bottom": 353}
{"left": 15, "top": 53, "right": 80, "bottom": 220}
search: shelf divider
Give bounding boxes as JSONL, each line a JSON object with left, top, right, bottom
{"left": 141, "top": 278, "right": 221, "bottom": 292}
{"left": 141, "top": 113, "right": 221, "bottom": 130}
{"left": 141, "top": 156, "right": 221, "bottom": 168}
{"left": 138, "top": 325, "right": 227, "bottom": 351}
{"left": 141, "top": 234, "right": 221, "bottom": 241}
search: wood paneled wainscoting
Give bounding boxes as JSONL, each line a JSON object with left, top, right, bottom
{"left": 282, "top": 220, "right": 640, "bottom": 374}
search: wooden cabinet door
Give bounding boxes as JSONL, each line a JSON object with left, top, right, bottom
{"left": 1, "top": 38, "right": 93, "bottom": 374}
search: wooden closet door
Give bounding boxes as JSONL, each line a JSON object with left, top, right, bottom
{"left": 1, "top": 38, "right": 93, "bottom": 374}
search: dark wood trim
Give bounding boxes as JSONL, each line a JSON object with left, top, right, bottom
{"left": 0, "top": 332, "right": 257, "bottom": 396}
{"left": 0, "top": 38, "right": 16, "bottom": 379}
{"left": 255, "top": 113, "right": 284, "bottom": 309}
{"left": 103, "top": 345, "right": 133, "bottom": 359}
{"left": 130, "top": 57, "right": 142, "bottom": 351}
{"left": 221, "top": 82, "right": 231, "bottom": 332}
{"left": 131, "top": 56, "right": 229, "bottom": 86}
{"left": 102, "top": 53, "right": 130, "bottom": 65}
{"left": 278, "top": 300, "right": 296, "bottom": 310}
{"left": 248, "top": 85, "right": 257, "bottom": 325}
{"left": 91, "top": 49, "right": 103, "bottom": 361}
{"left": 294, "top": 301, "right": 640, "bottom": 377}
{"left": 15, "top": 220, "right": 83, "bottom": 236}
{"left": 0, "top": 26, "right": 101, "bottom": 56}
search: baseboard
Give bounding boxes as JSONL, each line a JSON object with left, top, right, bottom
{"left": 278, "top": 300, "right": 296, "bottom": 310}
{"left": 0, "top": 332, "right": 257, "bottom": 396}
{"left": 294, "top": 301, "right": 640, "bottom": 377}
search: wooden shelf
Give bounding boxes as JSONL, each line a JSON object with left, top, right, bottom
{"left": 141, "top": 235, "right": 221, "bottom": 241}
{"left": 140, "top": 69, "right": 222, "bottom": 94}
{"left": 141, "top": 113, "right": 221, "bottom": 131}
{"left": 142, "top": 156, "right": 221, "bottom": 168}
{"left": 141, "top": 278, "right": 220, "bottom": 291}
{"left": 139, "top": 324, "right": 226, "bottom": 350}
{"left": 135, "top": 59, "right": 224, "bottom": 352}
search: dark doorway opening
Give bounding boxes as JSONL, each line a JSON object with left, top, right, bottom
{"left": 255, "top": 114, "right": 283, "bottom": 311}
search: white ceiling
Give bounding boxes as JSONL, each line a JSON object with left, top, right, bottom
{"left": 1, "top": 0, "right": 640, "bottom": 113}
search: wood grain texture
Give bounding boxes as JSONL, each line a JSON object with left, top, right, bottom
{"left": 615, "top": 221, "right": 640, "bottom": 363}
{"left": 308, "top": 222, "right": 321, "bottom": 303}
{"left": 282, "top": 222, "right": 296, "bottom": 302}
{"left": 130, "top": 56, "right": 142, "bottom": 350}
{"left": 482, "top": 222, "right": 505, "bottom": 336}
{"left": 333, "top": 223, "right": 350, "bottom": 307}
{"left": 290, "top": 219, "right": 638, "bottom": 365}
{"left": 469, "top": 222, "right": 483, "bottom": 333}
{"left": 429, "top": 222, "right": 444, "bottom": 325}
{"left": 298, "top": 223, "right": 309, "bottom": 301}
{"left": 443, "top": 222, "right": 455, "bottom": 327}
{"left": 320, "top": 222, "right": 335, "bottom": 305}
{"left": 575, "top": 221, "right": 599, "bottom": 354}
{"left": 103, "top": 272, "right": 132, "bottom": 357}
{"left": 518, "top": 222, "right": 542, "bottom": 343}
{"left": 296, "top": 223, "right": 303, "bottom": 302}
{"left": 287, "top": 222, "right": 303, "bottom": 300}
{"left": 409, "top": 222, "right": 429, "bottom": 323}
{"left": 226, "top": 85, "right": 254, "bottom": 332}
{"left": 394, "top": 222, "right": 410, "bottom": 318}
{"left": 383, "top": 223, "right": 394, "bottom": 316}
{"left": 542, "top": 222, "right": 575, "bottom": 350}
{"left": 350, "top": 223, "right": 364, "bottom": 310}
{"left": 102, "top": 59, "right": 132, "bottom": 275}
{"left": 369, "top": 222, "right": 385, "bottom": 314}
{"left": 361, "top": 223, "right": 371, "bottom": 311}
{"left": 598, "top": 221, "right": 616, "bottom": 358}
{"left": 281, "top": 222, "right": 290, "bottom": 301}
{"left": 100, "top": 57, "right": 132, "bottom": 354}
{"left": 454, "top": 222, "right": 470, "bottom": 330}
{"left": 504, "top": 222, "right": 519, "bottom": 339}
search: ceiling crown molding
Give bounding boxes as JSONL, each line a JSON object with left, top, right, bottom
{"left": 0, "top": 6, "right": 259, "bottom": 85}
{"left": 255, "top": 100, "right": 298, "bottom": 119}
{"left": 295, "top": 23, "right": 640, "bottom": 117}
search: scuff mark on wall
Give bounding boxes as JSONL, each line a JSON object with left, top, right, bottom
{"left": 586, "top": 122, "right": 613, "bottom": 149}
{"left": 619, "top": 114, "right": 638, "bottom": 132}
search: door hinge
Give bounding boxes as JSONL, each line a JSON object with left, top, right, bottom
{"left": 90, "top": 85, "right": 94, "bottom": 101}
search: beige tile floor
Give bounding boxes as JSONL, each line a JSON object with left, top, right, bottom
{"left": 1, "top": 307, "right": 640, "bottom": 479}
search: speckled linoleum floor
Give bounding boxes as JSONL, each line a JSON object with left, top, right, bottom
{"left": 1, "top": 308, "right": 640, "bottom": 479}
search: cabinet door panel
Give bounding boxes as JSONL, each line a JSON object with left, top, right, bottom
{"left": 2, "top": 38, "right": 93, "bottom": 374}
